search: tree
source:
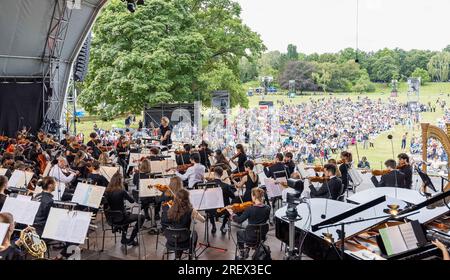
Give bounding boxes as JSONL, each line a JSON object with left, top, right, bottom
{"left": 312, "top": 68, "right": 332, "bottom": 94}
{"left": 411, "top": 68, "right": 431, "bottom": 85}
{"left": 238, "top": 57, "right": 258, "bottom": 83}
{"left": 79, "top": 0, "right": 264, "bottom": 119}
{"left": 287, "top": 44, "right": 299, "bottom": 61}
{"left": 278, "top": 61, "right": 317, "bottom": 94}
{"left": 427, "top": 52, "right": 450, "bottom": 82}
{"left": 371, "top": 55, "right": 400, "bottom": 83}
{"left": 352, "top": 71, "right": 375, "bottom": 93}
{"left": 444, "top": 45, "right": 450, "bottom": 53}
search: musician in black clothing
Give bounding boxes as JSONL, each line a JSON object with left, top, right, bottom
{"left": 155, "top": 117, "right": 172, "bottom": 149}
{"left": 33, "top": 177, "right": 56, "bottom": 236}
{"left": 211, "top": 167, "right": 236, "bottom": 234}
{"left": 159, "top": 176, "right": 183, "bottom": 230}
{"left": 372, "top": 159, "right": 406, "bottom": 188}
{"left": 86, "top": 132, "right": 102, "bottom": 160}
{"left": 132, "top": 159, "right": 159, "bottom": 221}
{"left": 227, "top": 188, "right": 270, "bottom": 260}
{"left": 104, "top": 173, "right": 144, "bottom": 246}
{"left": 87, "top": 161, "right": 109, "bottom": 187}
{"left": 116, "top": 137, "right": 129, "bottom": 177}
{"left": 397, "top": 153, "right": 413, "bottom": 189}
{"left": 232, "top": 160, "right": 259, "bottom": 202}
{"left": 231, "top": 144, "right": 247, "bottom": 173}
{"left": 165, "top": 189, "right": 204, "bottom": 258}
{"left": 309, "top": 164, "right": 343, "bottom": 200}
{"left": 0, "top": 213, "right": 25, "bottom": 260}
{"left": 284, "top": 152, "right": 296, "bottom": 178}
{"left": 339, "top": 151, "right": 352, "bottom": 192}
{"left": 0, "top": 176, "right": 7, "bottom": 210}
{"left": 175, "top": 144, "right": 192, "bottom": 165}
{"left": 0, "top": 153, "right": 14, "bottom": 179}
{"left": 264, "top": 153, "right": 287, "bottom": 179}
{"left": 198, "top": 141, "right": 213, "bottom": 169}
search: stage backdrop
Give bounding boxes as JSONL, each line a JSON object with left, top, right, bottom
{"left": 144, "top": 103, "right": 201, "bottom": 129}
{"left": 0, "top": 82, "right": 49, "bottom": 137}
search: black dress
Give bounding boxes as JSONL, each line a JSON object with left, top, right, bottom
{"left": 0, "top": 193, "right": 7, "bottom": 210}
{"left": 159, "top": 125, "right": 173, "bottom": 147}
{"left": 0, "top": 245, "right": 24, "bottom": 260}
{"left": 87, "top": 173, "right": 109, "bottom": 187}
{"left": 234, "top": 153, "right": 247, "bottom": 173}
{"left": 242, "top": 173, "right": 258, "bottom": 202}
{"left": 165, "top": 210, "right": 193, "bottom": 249}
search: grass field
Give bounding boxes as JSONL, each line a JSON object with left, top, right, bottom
{"left": 75, "top": 82, "right": 450, "bottom": 165}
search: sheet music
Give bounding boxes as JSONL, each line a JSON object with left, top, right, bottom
{"left": 139, "top": 178, "right": 171, "bottom": 197}
{"left": 99, "top": 166, "right": 119, "bottom": 181}
{"left": 0, "top": 197, "right": 40, "bottom": 225}
{"left": 296, "top": 164, "right": 307, "bottom": 179}
{"left": 189, "top": 188, "right": 224, "bottom": 210}
{"left": 150, "top": 160, "right": 165, "bottom": 173}
{"left": 33, "top": 182, "right": 66, "bottom": 201}
{"left": 129, "top": 153, "right": 142, "bottom": 167}
{"left": 71, "top": 183, "right": 105, "bottom": 208}
{"left": 42, "top": 208, "right": 92, "bottom": 244}
{"left": 398, "top": 222, "right": 419, "bottom": 250}
{"left": 43, "top": 162, "right": 52, "bottom": 177}
{"left": 7, "top": 170, "right": 34, "bottom": 188}
{"left": 264, "top": 178, "right": 283, "bottom": 198}
{"left": 0, "top": 223, "right": 9, "bottom": 244}
{"left": 0, "top": 168, "right": 7, "bottom": 176}
{"left": 379, "top": 226, "right": 408, "bottom": 255}
{"left": 16, "top": 194, "right": 32, "bottom": 201}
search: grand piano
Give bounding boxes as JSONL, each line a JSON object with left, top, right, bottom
{"left": 275, "top": 188, "right": 450, "bottom": 260}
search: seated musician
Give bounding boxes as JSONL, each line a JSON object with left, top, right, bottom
{"left": 132, "top": 159, "right": 159, "bottom": 221}
{"left": 397, "top": 153, "right": 412, "bottom": 189}
{"left": 104, "top": 173, "right": 144, "bottom": 247}
{"left": 165, "top": 188, "right": 204, "bottom": 258}
{"left": 212, "top": 167, "right": 236, "bottom": 234}
{"left": 232, "top": 160, "right": 259, "bottom": 202}
{"left": 309, "top": 164, "right": 343, "bottom": 200}
{"left": 147, "top": 147, "right": 161, "bottom": 161}
{"left": 226, "top": 187, "right": 270, "bottom": 260}
{"left": 87, "top": 161, "right": 109, "bottom": 187}
{"left": 160, "top": 176, "right": 183, "bottom": 230}
{"left": 0, "top": 153, "right": 14, "bottom": 178}
{"left": 327, "top": 158, "right": 341, "bottom": 177}
{"left": 263, "top": 153, "right": 287, "bottom": 179}
{"left": 284, "top": 152, "right": 296, "bottom": 178}
{"left": 372, "top": 159, "right": 406, "bottom": 188}
{"left": 213, "top": 149, "right": 232, "bottom": 175}
{"left": 49, "top": 157, "right": 79, "bottom": 187}
{"left": 0, "top": 176, "right": 8, "bottom": 209}
{"left": 65, "top": 136, "right": 80, "bottom": 165}
{"left": 175, "top": 153, "right": 205, "bottom": 189}
{"left": 0, "top": 212, "right": 25, "bottom": 260}
{"left": 86, "top": 132, "right": 102, "bottom": 160}
{"left": 98, "top": 152, "right": 112, "bottom": 166}
{"left": 176, "top": 144, "right": 192, "bottom": 165}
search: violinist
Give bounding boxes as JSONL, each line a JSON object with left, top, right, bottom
{"left": 132, "top": 159, "right": 157, "bottom": 221}
{"left": 87, "top": 161, "right": 109, "bottom": 187}
{"left": 226, "top": 187, "right": 270, "bottom": 260}
{"left": 60, "top": 131, "right": 70, "bottom": 148}
{"left": 263, "top": 153, "right": 287, "bottom": 180}
{"left": 49, "top": 157, "right": 79, "bottom": 190}
{"left": 176, "top": 153, "right": 205, "bottom": 189}
{"left": 0, "top": 153, "right": 14, "bottom": 179}
{"left": 160, "top": 176, "right": 183, "bottom": 230}
{"left": 232, "top": 160, "right": 258, "bottom": 202}
{"left": 309, "top": 164, "right": 343, "bottom": 200}
{"left": 338, "top": 151, "right": 352, "bottom": 192}
{"left": 212, "top": 167, "right": 236, "bottom": 234}
{"left": 397, "top": 153, "right": 412, "bottom": 189}
{"left": 284, "top": 152, "right": 296, "bottom": 178}
{"left": 175, "top": 144, "right": 192, "bottom": 165}
{"left": 98, "top": 152, "right": 112, "bottom": 166}
{"left": 198, "top": 141, "right": 213, "bottom": 169}
{"left": 230, "top": 144, "right": 247, "bottom": 173}
{"left": 86, "top": 132, "right": 102, "bottom": 160}
{"left": 65, "top": 136, "right": 80, "bottom": 165}
{"left": 327, "top": 159, "right": 341, "bottom": 177}
{"left": 164, "top": 189, "right": 204, "bottom": 259}
{"left": 33, "top": 177, "right": 56, "bottom": 236}
{"left": 116, "top": 136, "right": 130, "bottom": 177}
{"left": 212, "top": 149, "right": 232, "bottom": 174}
{"left": 371, "top": 159, "right": 406, "bottom": 188}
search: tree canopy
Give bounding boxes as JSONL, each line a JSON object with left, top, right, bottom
{"left": 80, "top": 0, "right": 264, "bottom": 119}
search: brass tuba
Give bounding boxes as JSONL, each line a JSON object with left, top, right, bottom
{"left": 19, "top": 227, "right": 47, "bottom": 259}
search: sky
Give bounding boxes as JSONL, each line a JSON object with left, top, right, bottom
{"left": 235, "top": 0, "right": 450, "bottom": 54}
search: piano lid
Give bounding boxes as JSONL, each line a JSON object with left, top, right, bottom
{"left": 400, "top": 190, "right": 450, "bottom": 224}
{"left": 347, "top": 187, "right": 427, "bottom": 205}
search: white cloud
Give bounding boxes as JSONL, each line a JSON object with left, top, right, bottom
{"left": 235, "top": 0, "right": 450, "bottom": 54}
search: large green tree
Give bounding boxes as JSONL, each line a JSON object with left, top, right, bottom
{"left": 427, "top": 52, "right": 450, "bottom": 82}
{"left": 80, "top": 0, "right": 264, "bottom": 119}
{"left": 411, "top": 68, "right": 431, "bottom": 85}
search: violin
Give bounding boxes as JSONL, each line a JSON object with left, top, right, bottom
{"left": 306, "top": 165, "right": 325, "bottom": 172}
{"left": 151, "top": 184, "right": 170, "bottom": 193}
{"left": 230, "top": 171, "right": 248, "bottom": 179}
{"left": 337, "top": 160, "right": 345, "bottom": 165}
{"left": 308, "top": 176, "right": 330, "bottom": 183}
{"left": 174, "top": 150, "right": 189, "bottom": 155}
{"left": 371, "top": 169, "right": 391, "bottom": 176}
{"left": 37, "top": 153, "right": 47, "bottom": 175}
{"left": 396, "top": 163, "right": 408, "bottom": 169}
{"left": 216, "top": 201, "right": 253, "bottom": 215}
{"left": 256, "top": 161, "right": 275, "bottom": 168}
{"left": 168, "top": 163, "right": 193, "bottom": 172}
{"left": 0, "top": 136, "right": 8, "bottom": 142}
{"left": 162, "top": 200, "right": 174, "bottom": 207}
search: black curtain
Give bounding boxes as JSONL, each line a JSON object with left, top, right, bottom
{"left": 0, "top": 82, "right": 49, "bottom": 137}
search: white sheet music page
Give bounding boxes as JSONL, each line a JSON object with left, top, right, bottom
{"left": 128, "top": 153, "right": 142, "bottom": 167}
{"left": 139, "top": 178, "right": 170, "bottom": 197}
{"left": 71, "top": 183, "right": 105, "bottom": 208}
{"left": 0, "top": 223, "right": 9, "bottom": 245}
{"left": 8, "top": 170, "right": 34, "bottom": 188}
{"left": 0, "top": 168, "right": 7, "bottom": 176}
{"left": 189, "top": 188, "right": 224, "bottom": 210}
{"left": 99, "top": 166, "right": 119, "bottom": 181}
{"left": 42, "top": 208, "right": 92, "bottom": 244}
{"left": 0, "top": 197, "right": 41, "bottom": 225}
{"left": 264, "top": 178, "right": 283, "bottom": 198}
{"left": 399, "top": 222, "right": 419, "bottom": 250}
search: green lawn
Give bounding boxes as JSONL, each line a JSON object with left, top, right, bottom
{"left": 75, "top": 82, "right": 450, "bottom": 166}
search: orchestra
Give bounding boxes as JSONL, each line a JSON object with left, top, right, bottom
{"left": 0, "top": 127, "right": 448, "bottom": 261}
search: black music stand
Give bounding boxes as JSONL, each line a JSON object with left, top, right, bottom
{"left": 194, "top": 182, "right": 228, "bottom": 258}
{"left": 415, "top": 165, "right": 437, "bottom": 193}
